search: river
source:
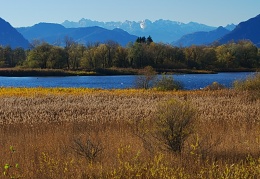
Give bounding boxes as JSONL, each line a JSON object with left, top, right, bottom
{"left": 0, "top": 72, "right": 256, "bottom": 90}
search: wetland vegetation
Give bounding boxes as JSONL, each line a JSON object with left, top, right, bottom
{"left": 0, "top": 73, "right": 260, "bottom": 178}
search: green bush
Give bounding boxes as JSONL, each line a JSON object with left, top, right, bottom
{"left": 154, "top": 99, "right": 196, "bottom": 153}
{"left": 154, "top": 74, "right": 183, "bottom": 91}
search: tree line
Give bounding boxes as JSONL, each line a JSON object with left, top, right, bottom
{"left": 0, "top": 37, "right": 259, "bottom": 71}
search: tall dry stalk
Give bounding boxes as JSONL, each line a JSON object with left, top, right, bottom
{"left": 0, "top": 88, "right": 259, "bottom": 177}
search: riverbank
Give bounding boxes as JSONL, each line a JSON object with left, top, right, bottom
{"left": 0, "top": 67, "right": 257, "bottom": 77}
{"left": 0, "top": 68, "right": 97, "bottom": 77}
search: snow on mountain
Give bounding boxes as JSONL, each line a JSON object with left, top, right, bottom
{"left": 61, "top": 19, "right": 216, "bottom": 43}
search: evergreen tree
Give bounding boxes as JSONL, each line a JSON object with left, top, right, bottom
{"left": 146, "top": 36, "right": 153, "bottom": 45}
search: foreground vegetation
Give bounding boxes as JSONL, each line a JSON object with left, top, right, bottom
{"left": 0, "top": 85, "right": 259, "bottom": 178}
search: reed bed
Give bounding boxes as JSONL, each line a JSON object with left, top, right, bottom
{"left": 0, "top": 88, "right": 259, "bottom": 178}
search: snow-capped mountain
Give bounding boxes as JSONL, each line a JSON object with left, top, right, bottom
{"left": 62, "top": 19, "right": 217, "bottom": 43}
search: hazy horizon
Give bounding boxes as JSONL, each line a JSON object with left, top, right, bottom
{"left": 1, "top": 0, "right": 260, "bottom": 27}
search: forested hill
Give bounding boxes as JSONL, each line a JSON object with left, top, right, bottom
{"left": 219, "top": 14, "right": 260, "bottom": 47}
{"left": 16, "top": 23, "right": 137, "bottom": 47}
{"left": 0, "top": 18, "right": 29, "bottom": 49}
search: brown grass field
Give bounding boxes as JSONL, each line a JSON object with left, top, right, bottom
{"left": 0, "top": 88, "right": 259, "bottom": 178}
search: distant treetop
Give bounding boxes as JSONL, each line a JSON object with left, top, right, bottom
{"left": 136, "top": 36, "right": 153, "bottom": 44}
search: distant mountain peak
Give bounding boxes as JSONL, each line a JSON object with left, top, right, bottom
{"left": 173, "top": 26, "right": 230, "bottom": 47}
{"left": 219, "top": 14, "right": 260, "bottom": 47}
{"left": 216, "top": 26, "right": 225, "bottom": 29}
{"left": 225, "top": 23, "right": 236, "bottom": 31}
{"left": 215, "top": 26, "right": 229, "bottom": 32}
{"left": 32, "top": 22, "right": 65, "bottom": 29}
{"left": 140, "top": 20, "right": 146, "bottom": 29}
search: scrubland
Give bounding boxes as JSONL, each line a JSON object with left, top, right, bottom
{"left": 0, "top": 87, "right": 260, "bottom": 178}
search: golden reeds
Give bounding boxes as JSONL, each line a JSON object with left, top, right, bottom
{"left": 0, "top": 88, "right": 259, "bottom": 178}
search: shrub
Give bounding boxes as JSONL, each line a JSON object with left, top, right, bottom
{"left": 154, "top": 74, "right": 183, "bottom": 91}
{"left": 233, "top": 73, "right": 260, "bottom": 91}
{"left": 203, "top": 81, "right": 225, "bottom": 91}
{"left": 233, "top": 73, "right": 260, "bottom": 100}
{"left": 135, "top": 66, "right": 157, "bottom": 89}
{"left": 154, "top": 99, "right": 196, "bottom": 153}
{"left": 71, "top": 136, "right": 104, "bottom": 163}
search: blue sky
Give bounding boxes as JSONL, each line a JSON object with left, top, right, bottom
{"left": 1, "top": 0, "right": 260, "bottom": 27}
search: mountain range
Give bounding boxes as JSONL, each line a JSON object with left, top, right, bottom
{"left": 0, "top": 14, "right": 260, "bottom": 49}
{"left": 173, "top": 15, "right": 260, "bottom": 47}
{"left": 218, "top": 14, "right": 260, "bottom": 46}
{"left": 17, "top": 23, "right": 137, "bottom": 47}
{"left": 0, "top": 18, "right": 29, "bottom": 49}
{"left": 173, "top": 26, "right": 231, "bottom": 47}
{"left": 62, "top": 19, "right": 218, "bottom": 43}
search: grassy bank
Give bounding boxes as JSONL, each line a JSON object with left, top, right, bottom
{"left": 0, "top": 88, "right": 259, "bottom": 178}
{"left": 0, "top": 68, "right": 97, "bottom": 77}
{"left": 0, "top": 68, "right": 141, "bottom": 77}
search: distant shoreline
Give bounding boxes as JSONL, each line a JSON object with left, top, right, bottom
{"left": 0, "top": 68, "right": 257, "bottom": 77}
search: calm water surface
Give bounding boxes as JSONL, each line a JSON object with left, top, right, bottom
{"left": 0, "top": 72, "right": 256, "bottom": 90}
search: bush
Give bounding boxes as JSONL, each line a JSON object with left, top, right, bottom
{"left": 154, "top": 74, "right": 183, "bottom": 91}
{"left": 233, "top": 73, "right": 260, "bottom": 100}
{"left": 203, "top": 82, "right": 225, "bottom": 91}
{"left": 154, "top": 99, "right": 196, "bottom": 153}
{"left": 135, "top": 66, "right": 157, "bottom": 89}
{"left": 233, "top": 73, "right": 260, "bottom": 91}
{"left": 71, "top": 136, "right": 104, "bottom": 163}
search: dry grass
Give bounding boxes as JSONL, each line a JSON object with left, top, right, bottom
{"left": 0, "top": 88, "right": 260, "bottom": 178}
